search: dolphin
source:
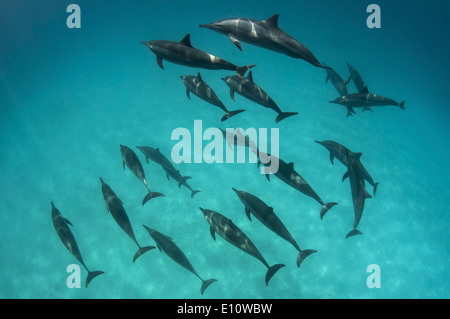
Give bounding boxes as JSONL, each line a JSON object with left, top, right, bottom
{"left": 136, "top": 146, "right": 200, "bottom": 198}
{"left": 181, "top": 73, "right": 245, "bottom": 122}
{"left": 342, "top": 152, "right": 373, "bottom": 238}
{"left": 142, "top": 34, "right": 255, "bottom": 76}
{"left": 199, "top": 207, "right": 285, "bottom": 286}
{"left": 232, "top": 188, "right": 317, "bottom": 267}
{"left": 257, "top": 151, "right": 338, "bottom": 219}
{"left": 219, "top": 128, "right": 259, "bottom": 154}
{"left": 119, "top": 144, "right": 164, "bottom": 205}
{"left": 330, "top": 87, "right": 405, "bottom": 116}
{"left": 324, "top": 63, "right": 349, "bottom": 97}
{"left": 222, "top": 71, "right": 298, "bottom": 123}
{"left": 143, "top": 225, "right": 217, "bottom": 295}
{"left": 51, "top": 202, "right": 104, "bottom": 287}
{"left": 315, "top": 140, "right": 379, "bottom": 196}
{"left": 100, "top": 178, "right": 156, "bottom": 262}
{"left": 200, "top": 14, "right": 330, "bottom": 69}
{"left": 346, "top": 62, "right": 367, "bottom": 93}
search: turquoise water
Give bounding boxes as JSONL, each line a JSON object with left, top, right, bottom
{"left": 1, "top": 0, "right": 449, "bottom": 299}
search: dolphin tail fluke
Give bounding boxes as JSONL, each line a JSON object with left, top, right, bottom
{"left": 85, "top": 270, "right": 104, "bottom": 288}
{"left": 373, "top": 183, "right": 379, "bottom": 197}
{"left": 398, "top": 101, "right": 405, "bottom": 110}
{"left": 221, "top": 109, "right": 245, "bottom": 122}
{"left": 142, "top": 191, "right": 165, "bottom": 205}
{"left": 296, "top": 249, "right": 318, "bottom": 268}
{"left": 265, "top": 263, "right": 285, "bottom": 286}
{"left": 236, "top": 65, "right": 256, "bottom": 77}
{"left": 191, "top": 190, "right": 201, "bottom": 198}
{"left": 133, "top": 245, "right": 156, "bottom": 263}
{"left": 320, "top": 202, "right": 338, "bottom": 220}
{"left": 200, "top": 279, "right": 218, "bottom": 295}
{"left": 346, "top": 229, "right": 363, "bottom": 239}
{"left": 275, "top": 112, "right": 298, "bottom": 123}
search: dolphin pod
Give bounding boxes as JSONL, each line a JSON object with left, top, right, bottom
{"left": 51, "top": 202, "right": 104, "bottom": 287}
{"left": 199, "top": 207, "right": 285, "bottom": 286}
{"left": 143, "top": 226, "right": 217, "bottom": 295}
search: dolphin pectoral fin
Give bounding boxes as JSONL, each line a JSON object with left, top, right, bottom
{"left": 85, "top": 270, "right": 104, "bottom": 288}
{"left": 265, "top": 263, "right": 285, "bottom": 286}
{"left": 325, "top": 75, "right": 329, "bottom": 83}
{"left": 330, "top": 153, "right": 335, "bottom": 165}
{"left": 186, "top": 88, "right": 191, "bottom": 100}
{"left": 142, "top": 191, "right": 165, "bottom": 205}
{"left": 156, "top": 56, "right": 164, "bottom": 70}
{"left": 245, "top": 207, "right": 252, "bottom": 221}
{"left": 156, "top": 244, "right": 162, "bottom": 252}
{"left": 265, "top": 173, "right": 270, "bottom": 182}
{"left": 178, "top": 176, "right": 191, "bottom": 188}
{"left": 122, "top": 160, "right": 125, "bottom": 170}
{"left": 346, "top": 229, "right": 363, "bottom": 239}
{"left": 166, "top": 172, "right": 170, "bottom": 180}
{"left": 229, "top": 88, "right": 235, "bottom": 101}
{"left": 373, "top": 183, "right": 379, "bottom": 196}
{"left": 209, "top": 226, "right": 216, "bottom": 241}
{"left": 133, "top": 245, "right": 156, "bottom": 263}
{"left": 200, "top": 279, "right": 218, "bottom": 295}
{"left": 228, "top": 33, "right": 242, "bottom": 51}
{"left": 297, "top": 249, "right": 318, "bottom": 268}
{"left": 64, "top": 218, "right": 73, "bottom": 227}
{"left": 342, "top": 171, "right": 349, "bottom": 182}
{"left": 320, "top": 202, "right": 338, "bottom": 220}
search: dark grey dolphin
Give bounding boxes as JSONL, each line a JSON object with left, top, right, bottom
{"left": 200, "top": 14, "right": 330, "bottom": 69}
{"left": 257, "top": 151, "right": 338, "bottom": 219}
{"left": 324, "top": 63, "right": 349, "bottom": 96}
{"left": 222, "top": 71, "right": 298, "bottom": 123}
{"left": 136, "top": 146, "right": 200, "bottom": 198}
{"left": 120, "top": 144, "right": 164, "bottom": 205}
{"left": 330, "top": 87, "right": 405, "bottom": 116}
{"left": 142, "top": 34, "right": 255, "bottom": 76}
{"left": 232, "top": 188, "right": 317, "bottom": 267}
{"left": 100, "top": 178, "right": 155, "bottom": 262}
{"left": 143, "top": 225, "right": 217, "bottom": 295}
{"left": 342, "top": 152, "right": 372, "bottom": 238}
{"left": 199, "top": 207, "right": 285, "bottom": 286}
{"left": 346, "top": 62, "right": 367, "bottom": 93}
{"left": 51, "top": 202, "right": 104, "bottom": 287}
{"left": 315, "top": 140, "right": 379, "bottom": 196}
{"left": 181, "top": 73, "right": 245, "bottom": 122}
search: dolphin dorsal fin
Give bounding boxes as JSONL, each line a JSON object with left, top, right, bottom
{"left": 247, "top": 71, "right": 254, "bottom": 82}
{"left": 263, "top": 14, "right": 280, "bottom": 28}
{"left": 156, "top": 147, "right": 159, "bottom": 151}
{"left": 180, "top": 34, "right": 193, "bottom": 48}
{"left": 361, "top": 86, "right": 369, "bottom": 94}
{"left": 288, "top": 162, "right": 294, "bottom": 170}
{"left": 197, "top": 72, "right": 203, "bottom": 81}
{"left": 353, "top": 152, "right": 363, "bottom": 160}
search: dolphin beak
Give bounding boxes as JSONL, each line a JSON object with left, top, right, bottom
{"left": 99, "top": 177, "right": 104, "bottom": 184}
{"left": 199, "top": 24, "right": 212, "bottom": 29}
{"left": 231, "top": 188, "right": 240, "bottom": 196}
{"left": 199, "top": 207, "right": 206, "bottom": 215}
